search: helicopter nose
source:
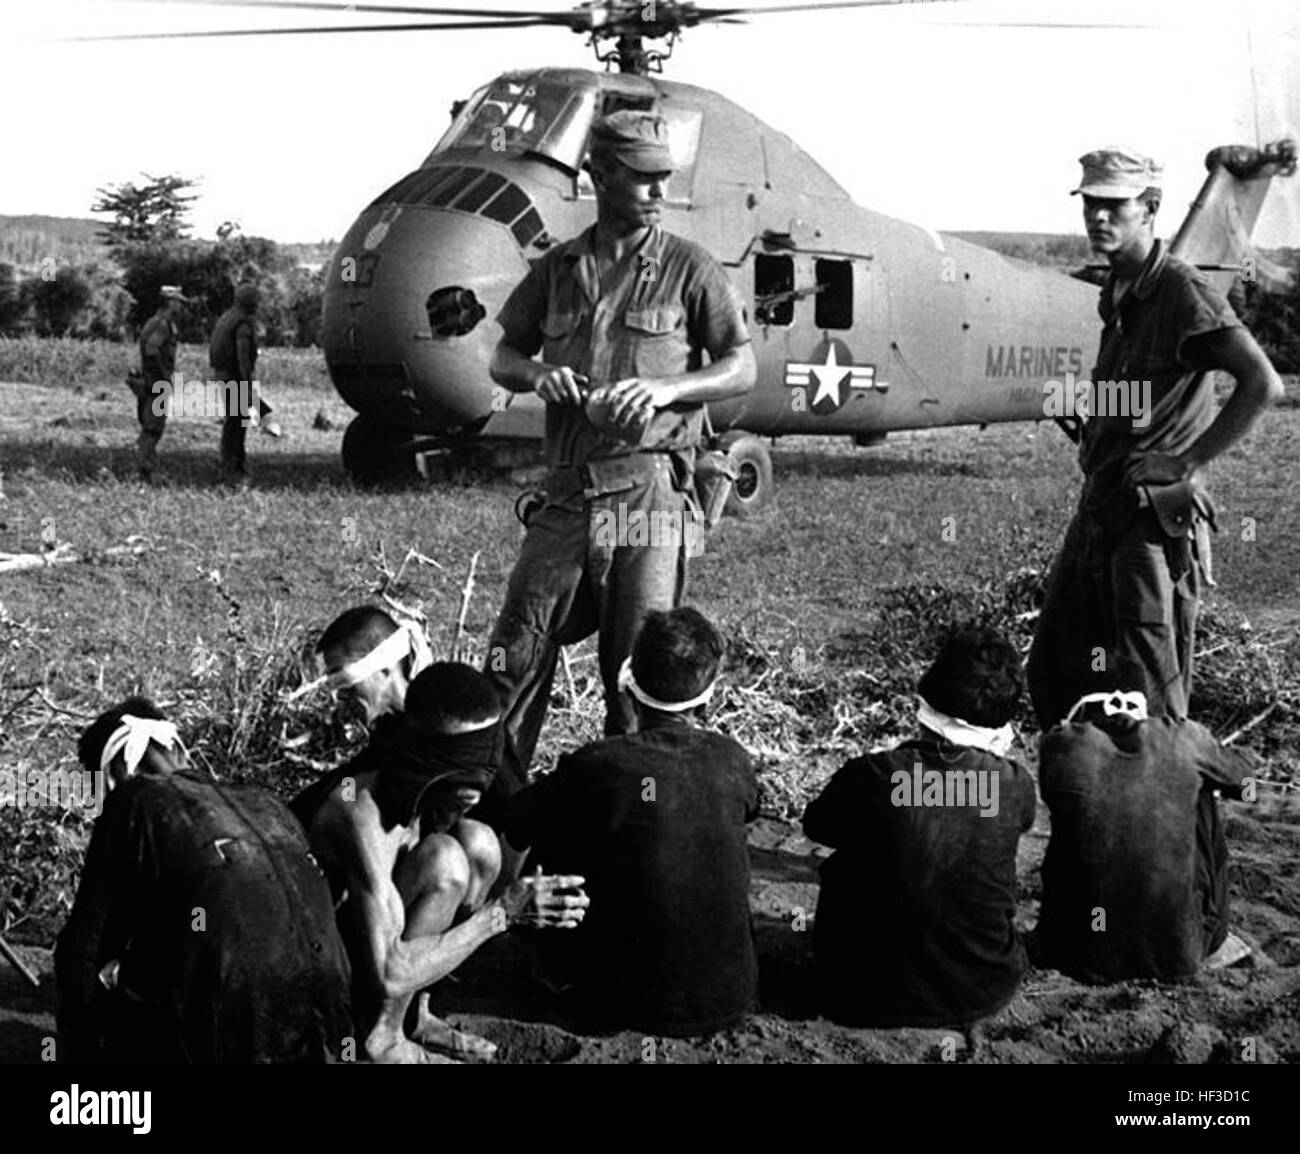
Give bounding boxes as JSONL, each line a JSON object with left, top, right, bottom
{"left": 323, "top": 199, "right": 538, "bottom": 431}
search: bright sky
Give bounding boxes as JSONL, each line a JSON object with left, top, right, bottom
{"left": 4, "top": 0, "right": 1298, "bottom": 246}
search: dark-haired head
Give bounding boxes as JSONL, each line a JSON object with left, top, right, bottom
{"left": 918, "top": 627, "right": 1023, "bottom": 728}
{"left": 318, "top": 606, "right": 398, "bottom": 665}
{"left": 317, "top": 606, "right": 414, "bottom": 723}
{"left": 405, "top": 662, "right": 501, "bottom": 735}
{"left": 78, "top": 696, "right": 175, "bottom": 781}
{"left": 630, "top": 607, "right": 723, "bottom": 712}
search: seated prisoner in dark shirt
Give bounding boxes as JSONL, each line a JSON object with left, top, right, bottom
{"left": 506, "top": 607, "right": 758, "bottom": 1037}
{"left": 803, "top": 628, "right": 1037, "bottom": 1028}
{"left": 1036, "top": 653, "right": 1253, "bottom": 983}
{"left": 55, "top": 698, "right": 354, "bottom": 1064}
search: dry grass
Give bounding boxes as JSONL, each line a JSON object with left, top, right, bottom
{"left": 2, "top": 354, "right": 1297, "bottom": 943}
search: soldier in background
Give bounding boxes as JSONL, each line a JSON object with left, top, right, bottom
{"left": 209, "top": 282, "right": 281, "bottom": 487}
{"left": 133, "top": 284, "right": 186, "bottom": 482}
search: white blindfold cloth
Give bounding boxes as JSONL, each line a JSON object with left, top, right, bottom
{"left": 99, "top": 715, "right": 186, "bottom": 788}
{"left": 1064, "top": 690, "right": 1149, "bottom": 724}
{"left": 327, "top": 621, "right": 434, "bottom": 690}
{"left": 916, "top": 697, "right": 1016, "bottom": 758}
{"left": 618, "top": 656, "right": 716, "bottom": 713}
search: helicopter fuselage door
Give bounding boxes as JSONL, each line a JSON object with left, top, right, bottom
{"left": 728, "top": 243, "right": 888, "bottom": 436}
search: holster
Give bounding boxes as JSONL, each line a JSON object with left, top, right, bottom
{"left": 1140, "top": 480, "right": 1218, "bottom": 587}
{"left": 1141, "top": 480, "right": 1218, "bottom": 538}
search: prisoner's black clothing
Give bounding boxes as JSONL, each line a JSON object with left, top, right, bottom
{"left": 1037, "top": 714, "right": 1249, "bottom": 983}
{"left": 803, "top": 735, "right": 1037, "bottom": 1028}
{"left": 506, "top": 716, "right": 759, "bottom": 1037}
{"left": 56, "top": 769, "right": 353, "bottom": 1063}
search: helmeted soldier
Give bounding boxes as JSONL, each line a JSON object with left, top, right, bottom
{"left": 134, "top": 284, "right": 186, "bottom": 481}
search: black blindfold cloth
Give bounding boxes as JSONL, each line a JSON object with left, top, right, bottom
{"left": 353, "top": 715, "right": 503, "bottom": 830}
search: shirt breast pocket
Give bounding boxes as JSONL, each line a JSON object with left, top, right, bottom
{"left": 623, "top": 305, "right": 688, "bottom": 378}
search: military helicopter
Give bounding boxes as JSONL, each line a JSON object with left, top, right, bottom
{"left": 97, "top": 0, "right": 1295, "bottom": 513}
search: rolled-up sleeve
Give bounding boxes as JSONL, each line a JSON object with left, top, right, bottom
{"left": 686, "top": 259, "right": 750, "bottom": 362}
{"left": 496, "top": 263, "right": 549, "bottom": 358}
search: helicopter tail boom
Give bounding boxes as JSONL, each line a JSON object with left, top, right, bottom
{"left": 1169, "top": 138, "right": 1296, "bottom": 295}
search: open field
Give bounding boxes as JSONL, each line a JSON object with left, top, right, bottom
{"left": 1, "top": 352, "right": 1297, "bottom": 1064}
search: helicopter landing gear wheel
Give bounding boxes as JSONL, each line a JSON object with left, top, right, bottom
{"left": 721, "top": 432, "right": 774, "bottom": 519}
{"left": 341, "top": 415, "right": 416, "bottom": 485}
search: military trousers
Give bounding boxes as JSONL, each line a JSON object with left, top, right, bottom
{"left": 219, "top": 396, "right": 272, "bottom": 475}
{"left": 482, "top": 454, "right": 698, "bottom": 821}
{"left": 1027, "top": 501, "right": 1204, "bottom": 728}
{"left": 136, "top": 357, "right": 168, "bottom": 475}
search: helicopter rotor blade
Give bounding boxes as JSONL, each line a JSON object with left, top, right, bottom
{"left": 66, "top": 18, "right": 565, "bottom": 43}
{"left": 100, "top": 1, "right": 567, "bottom": 17}
{"left": 693, "top": 0, "right": 963, "bottom": 19}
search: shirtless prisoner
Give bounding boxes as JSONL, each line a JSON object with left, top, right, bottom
{"left": 293, "top": 649, "right": 588, "bottom": 1063}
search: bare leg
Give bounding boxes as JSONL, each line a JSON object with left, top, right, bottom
{"left": 396, "top": 833, "right": 499, "bottom": 1062}
{"left": 454, "top": 819, "right": 502, "bottom": 910}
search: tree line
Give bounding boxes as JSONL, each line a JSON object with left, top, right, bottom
{"left": 0, "top": 176, "right": 329, "bottom": 348}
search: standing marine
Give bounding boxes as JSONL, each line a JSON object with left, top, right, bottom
{"left": 482, "top": 110, "right": 756, "bottom": 831}
{"left": 1027, "top": 147, "right": 1282, "bottom": 727}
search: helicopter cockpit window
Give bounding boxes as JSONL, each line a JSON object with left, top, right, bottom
{"left": 429, "top": 80, "right": 598, "bottom": 173}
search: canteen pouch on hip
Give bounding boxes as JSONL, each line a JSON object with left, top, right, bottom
{"left": 693, "top": 448, "right": 736, "bottom": 530}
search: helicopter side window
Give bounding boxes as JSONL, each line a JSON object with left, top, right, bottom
{"left": 754, "top": 254, "right": 794, "bottom": 327}
{"left": 815, "top": 259, "right": 853, "bottom": 330}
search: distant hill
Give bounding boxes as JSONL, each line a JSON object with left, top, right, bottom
{"left": 0, "top": 215, "right": 336, "bottom": 272}
{"left": 0, "top": 215, "right": 106, "bottom": 270}
{"left": 949, "top": 231, "right": 1093, "bottom": 269}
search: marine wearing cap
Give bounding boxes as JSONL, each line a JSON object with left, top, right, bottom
{"left": 1072, "top": 147, "right": 1163, "bottom": 198}
{"left": 589, "top": 110, "right": 675, "bottom": 174}
{"left": 159, "top": 284, "right": 188, "bottom": 302}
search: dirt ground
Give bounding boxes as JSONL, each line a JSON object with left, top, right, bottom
{"left": 4, "top": 804, "right": 1297, "bottom": 1066}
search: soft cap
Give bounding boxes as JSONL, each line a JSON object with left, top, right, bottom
{"left": 1072, "top": 146, "right": 1163, "bottom": 198}
{"left": 590, "top": 110, "right": 675, "bottom": 174}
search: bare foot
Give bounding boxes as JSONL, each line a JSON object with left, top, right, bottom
{"left": 366, "top": 1024, "right": 460, "bottom": 1065}
{"left": 411, "top": 994, "right": 498, "bottom": 1062}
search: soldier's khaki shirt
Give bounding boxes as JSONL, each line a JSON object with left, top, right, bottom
{"left": 497, "top": 224, "right": 750, "bottom": 471}
{"left": 139, "top": 313, "right": 177, "bottom": 376}
{"left": 1081, "top": 240, "right": 1241, "bottom": 524}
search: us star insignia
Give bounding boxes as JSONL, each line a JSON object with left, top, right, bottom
{"left": 785, "top": 340, "right": 879, "bottom": 414}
